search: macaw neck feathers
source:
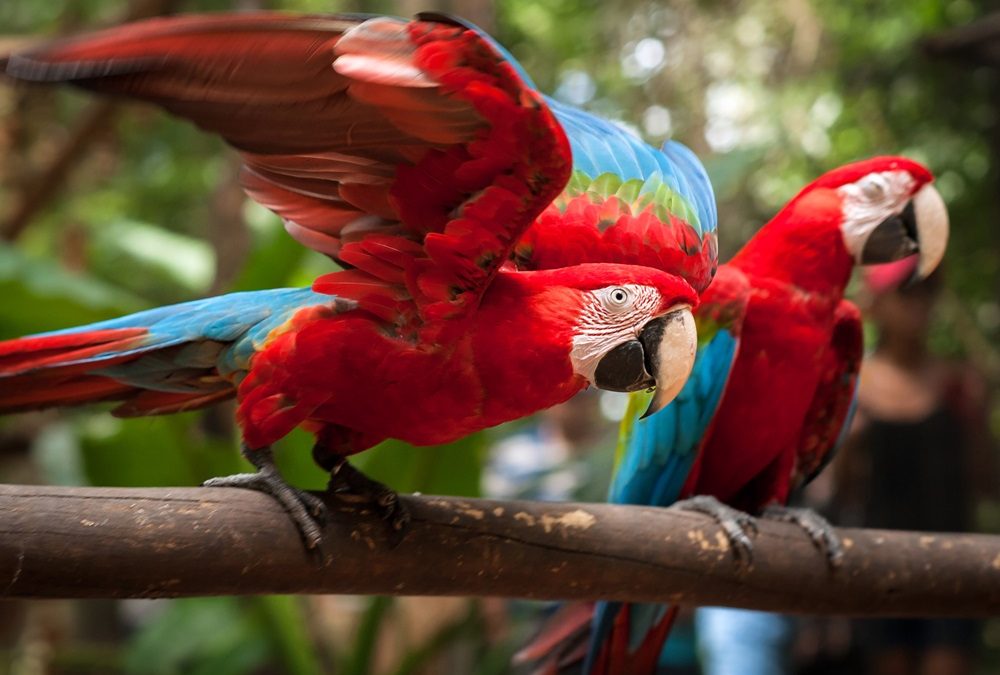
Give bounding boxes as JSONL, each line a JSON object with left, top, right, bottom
{"left": 730, "top": 189, "right": 854, "bottom": 295}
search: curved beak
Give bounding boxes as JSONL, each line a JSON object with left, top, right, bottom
{"left": 859, "top": 183, "right": 949, "bottom": 281}
{"left": 593, "top": 305, "right": 697, "bottom": 416}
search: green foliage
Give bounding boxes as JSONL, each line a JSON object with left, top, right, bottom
{"left": 77, "top": 414, "right": 243, "bottom": 488}
{"left": 121, "top": 596, "right": 326, "bottom": 675}
{"left": 124, "top": 598, "right": 271, "bottom": 675}
{"left": 0, "top": 245, "right": 146, "bottom": 335}
{"left": 340, "top": 596, "right": 394, "bottom": 675}
{"left": 354, "top": 434, "right": 486, "bottom": 497}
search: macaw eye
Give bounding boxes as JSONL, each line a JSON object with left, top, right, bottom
{"left": 608, "top": 287, "right": 630, "bottom": 307}
{"left": 859, "top": 175, "right": 887, "bottom": 200}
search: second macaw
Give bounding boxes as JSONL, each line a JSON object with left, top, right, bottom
{"left": 0, "top": 12, "right": 717, "bottom": 546}
{"left": 518, "top": 156, "right": 949, "bottom": 673}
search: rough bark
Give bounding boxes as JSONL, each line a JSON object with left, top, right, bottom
{"left": 1, "top": 484, "right": 998, "bottom": 616}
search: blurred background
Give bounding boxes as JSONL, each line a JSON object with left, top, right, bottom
{"left": 0, "top": 0, "right": 998, "bottom": 673}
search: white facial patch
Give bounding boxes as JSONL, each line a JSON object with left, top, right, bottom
{"left": 837, "top": 170, "right": 917, "bottom": 260}
{"left": 570, "top": 284, "right": 662, "bottom": 384}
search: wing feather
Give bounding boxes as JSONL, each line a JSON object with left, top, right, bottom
{"left": 791, "top": 300, "right": 864, "bottom": 489}
{"left": 5, "top": 13, "right": 572, "bottom": 340}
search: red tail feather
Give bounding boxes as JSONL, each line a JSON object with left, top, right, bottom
{"left": 0, "top": 374, "right": 135, "bottom": 413}
{"left": 0, "top": 328, "right": 146, "bottom": 375}
{"left": 0, "top": 328, "right": 149, "bottom": 412}
{"left": 516, "top": 602, "right": 681, "bottom": 675}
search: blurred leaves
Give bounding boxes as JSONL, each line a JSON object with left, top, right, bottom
{"left": 341, "top": 596, "right": 395, "bottom": 675}
{"left": 124, "top": 599, "right": 267, "bottom": 675}
{"left": 354, "top": 434, "right": 486, "bottom": 498}
{"left": 88, "top": 219, "right": 216, "bottom": 299}
{"left": 0, "top": 244, "right": 146, "bottom": 336}
{"left": 124, "top": 598, "right": 277, "bottom": 675}
{"left": 77, "top": 414, "right": 242, "bottom": 488}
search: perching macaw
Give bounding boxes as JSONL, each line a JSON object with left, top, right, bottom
{"left": 0, "top": 13, "right": 718, "bottom": 547}
{"left": 517, "top": 156, "right": 949, "bottom": 673}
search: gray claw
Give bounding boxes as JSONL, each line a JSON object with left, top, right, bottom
{"left": 673, "top": 495, "right": 758, "bottom": 567}
{"left": 761, "top": 505, "right": 844, "bottom": 568}
{"left": 328, "top": 458, "right": 411, "bottom": 544}
{"left": 203, "top": 445, "right": 327, "bottom": 550}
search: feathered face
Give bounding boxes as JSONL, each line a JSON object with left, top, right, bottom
{"left": 822, "top": 157, "right": 948, "bottom": 280}
{"left": 565, "top": 274, "right": 697, "bottom": 417}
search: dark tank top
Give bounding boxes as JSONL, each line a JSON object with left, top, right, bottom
{"left": 860, "top": 404, "right": 970, "bottom": 532}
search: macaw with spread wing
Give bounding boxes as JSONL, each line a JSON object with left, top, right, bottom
{"left": 0, "top": 12, "right": 718, "bottom": 547}
{"left": 517, "top": 156, "right": 949, "bottom": 674}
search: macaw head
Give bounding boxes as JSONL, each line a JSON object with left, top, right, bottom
{"left": 738, "top": 157, "right": 948, "bottom": 292}
{"left": 822, "top": 156, "right": 947, "bottom": 279}
{"left": 516, "top": 263, "right": 698, "bottom": 417}
{"left": 800, "top": 156, "right": 948, "bottom": 281}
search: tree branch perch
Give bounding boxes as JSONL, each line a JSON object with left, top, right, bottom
{"left": 1, "top": 484, "right": 998, "bottom": 615}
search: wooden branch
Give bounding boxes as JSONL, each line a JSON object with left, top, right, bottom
{"left": 1, "top": 484, "right": 998, "bottom": 615}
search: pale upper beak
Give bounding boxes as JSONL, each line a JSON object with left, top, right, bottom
{"left": 592, "top": 305, "right": 697, "bottom": 417}
{"left": 858, "top": 183, "right": 949, "bottom": 280}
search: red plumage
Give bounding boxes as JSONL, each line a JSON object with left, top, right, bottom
{"left": 240, "top": 264, "right": 696, "bottom": 453}
{"left": 678, "top": 158, "right": 939, "bottom": 509}
{"left": 517, "top": 195, "right": 717, "bottom": 293}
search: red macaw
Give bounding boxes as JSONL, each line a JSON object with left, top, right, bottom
{"left": 517, "top": 156, "right": 949, "bottom": 674}
{"left": 0, "top": 13, "right": 718, "bottom": 547}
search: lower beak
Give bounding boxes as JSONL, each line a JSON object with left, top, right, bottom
{"left": 592, "top": 306, "right": 698, "bottom": 416}
{"left": 859, "top": 184, "right": 949, "bottom": 281}
{"left": 638, "top": 306, "right": 697, "bottom": 418}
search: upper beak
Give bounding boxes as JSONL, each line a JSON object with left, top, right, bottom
{"left": 859, "top": 183, "right": 949, "bottom": 281}
{"left": 592, "top": 305, "right": 697, "bottom": 417}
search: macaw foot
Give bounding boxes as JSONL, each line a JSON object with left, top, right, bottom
{"left": 327, "top": 458, "right": 411, "bottom": 537}
{"left": 203, "top": 444, "right": 327, "bottom": 550}
{"left": 672, "top": 495, "right": 758, "bottom": 567}
{"left": 761, "top": 505, "right": 844, "bottom": 568}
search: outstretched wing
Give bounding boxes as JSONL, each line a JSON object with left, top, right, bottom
{"left": 4, "top": 13, "right": 571, "bottom": 340}
{"left": 586, "top": 264, "right": 749, "bottom": 673}
{"left": 428, "top": 14, "right": 719, "bottom": 294}
{"left": 515, "top": 103, "right": 718, "bottom": 293}
{"left": 790, "top": 300, "right": 863, "bottom": 490}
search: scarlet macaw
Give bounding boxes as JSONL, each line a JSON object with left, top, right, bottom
{"left": 0, "top": 13, "right": 717, "bottom": 547}
{"left": 518, "top": 156, "right": 949, "bottom": 673}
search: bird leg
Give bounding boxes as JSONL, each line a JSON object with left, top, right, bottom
{"left": 311, "top": 426, "right": 409, "bottom": 538}
{"left": 760, "top": 504, "right": 844, "bottom": 568}
{"left": 326, "top": 457, "right": 411, "bottom": 535}
{"left": 671, "top": 495, "right": 758, "bottom": 566}
{"left": 203, "top": 443, "right": 327, "bottom": 550}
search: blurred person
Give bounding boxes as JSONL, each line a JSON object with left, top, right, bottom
{"left": 696, "top": 607, "right": 794, "bottom": 675}
{"left": 834, "top": 258, "right": 997, "bottom": 675}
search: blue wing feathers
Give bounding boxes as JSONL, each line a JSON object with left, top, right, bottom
{"left": 545, "top": 98, "right": 717, "bottom": 239}
{"left": 25, "top": 288, "right": 335, "bottom": 378}
{"left": 661, "top": 141, "right": 718, "bottom": 236}
{"left": 609, "top": 329, "right": 738, "bottom": 507}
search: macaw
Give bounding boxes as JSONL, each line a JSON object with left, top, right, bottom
{"left": 0, "top": 13, "right": 718, "bottom": 547}
{"left": 517, "top": 156, "right": 949, "bottom": 673}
